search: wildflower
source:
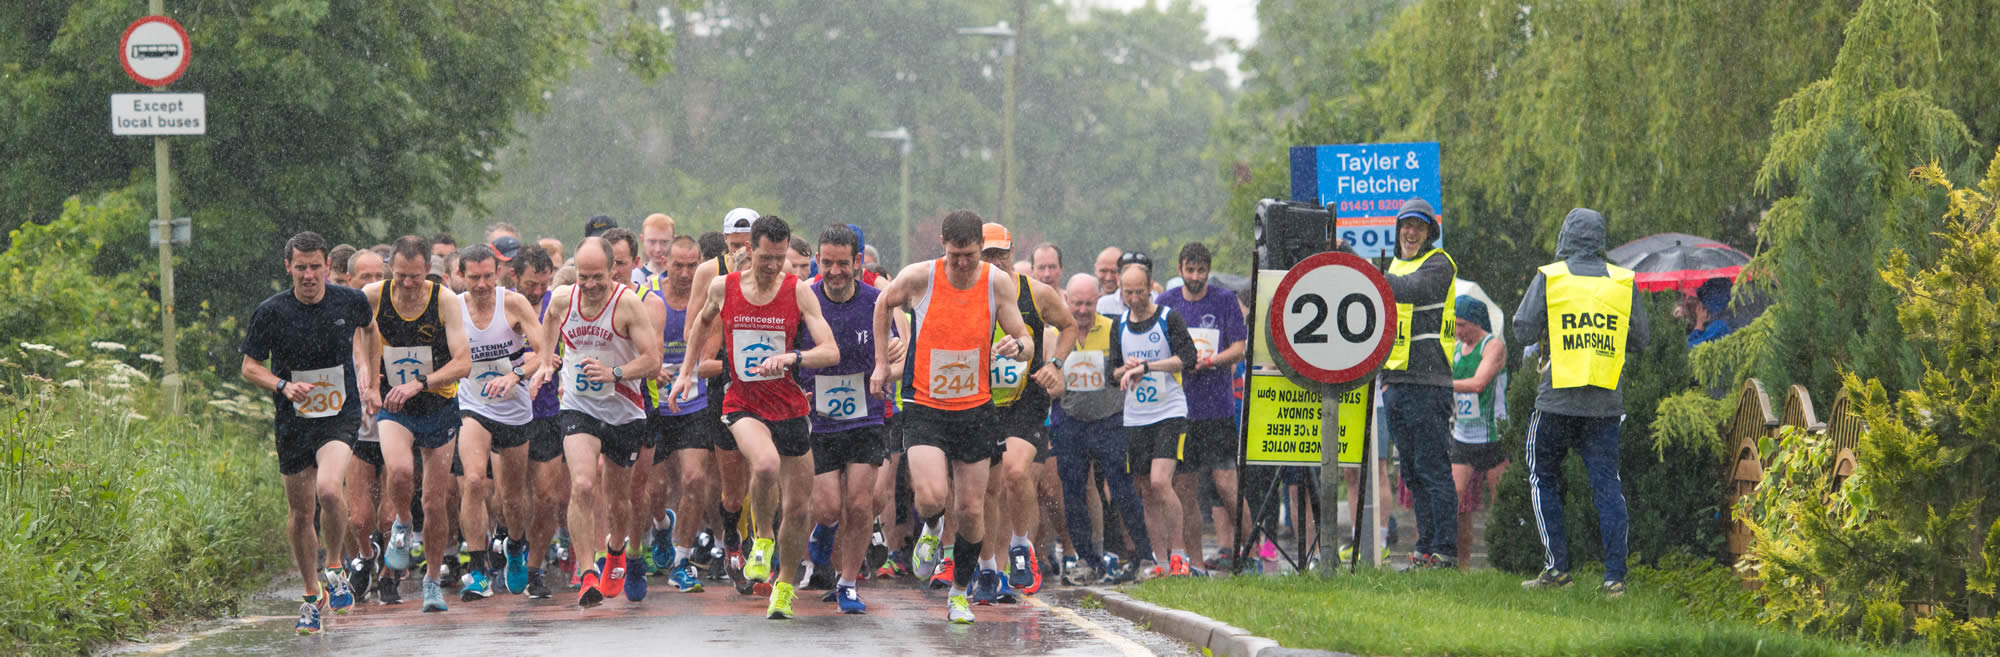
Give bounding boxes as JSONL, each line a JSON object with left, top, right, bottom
{"left": 64, "top": 360, "right": 84, "bottom": 368}
{"left": 91, "top": 341, "right": 128, "bottom": 352}
{"left": 61, "top": 379, "right": 83, "bottom": 388}
{"left": 139, "top": 354, "right": 165, "bottom": 363}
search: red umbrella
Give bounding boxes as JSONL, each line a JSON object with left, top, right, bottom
{"left": 1608, "top": 233, "right": 1750, "bottom": 292}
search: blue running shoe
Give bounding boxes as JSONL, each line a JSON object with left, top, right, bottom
{"left": 836, "top": 585, "right": 866, "bottom": 614}
{"left": 625, "top": 559, "right": 649, "bottom": 601}
{"left": 1007, "top": 545, "right": 1035, "bottom": 594}
{"left": 671, "top": 560, "right": 704, "bottom": 593}
{"left": 421, "top": 579, "right": 448, "bottom": 613}
{"left": 324, "top": 568, "right": 354, "bottom": 614}
{"left": 972, "top": 569, "right": 1000, "bottom": 606}
{"left": 295, "top": 598, "right": 323, "bottom": 635}
{"left": 808, "top": 524, "right": 836, "bottom": 566}
{"left": 504, "top": 541, "right": 529, "bottom": 594}
{"left": 994, "top": 570, "right": 1019, "bottom": 604}
{"left": 384, "top": 521, "right": 413, "bottom": 571}
{"left": 459, "top": 569, "right": 493, "bottom": 602}
{"left": 650, "top": 530, "right": 673, "bottom": 577}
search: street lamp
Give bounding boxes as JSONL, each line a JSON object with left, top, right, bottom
{"left": 956, "top": 20, "right": 1017, "bottom": 228}
{"left": 867, "top": 127, "right": 913, "bottom": 264}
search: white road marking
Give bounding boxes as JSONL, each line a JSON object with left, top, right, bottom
{"left": 1026, "top": 595, "right": 1157, "bottom": 657}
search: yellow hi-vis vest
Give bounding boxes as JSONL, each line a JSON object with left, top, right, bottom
{"left": 1385, "top": 249, "right": 1456, "bottom": 371}
{"left": 1539, "top": 261, "right": 1636, "bottom": 390}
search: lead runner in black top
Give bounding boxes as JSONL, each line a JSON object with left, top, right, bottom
{"left": 239, "top": 231, "right": 374, "bottom": 623}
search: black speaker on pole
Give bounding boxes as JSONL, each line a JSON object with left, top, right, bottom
{"left": 1255, "top": 199, "right": 1334, "bottom": 271}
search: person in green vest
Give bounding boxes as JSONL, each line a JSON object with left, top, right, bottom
{"left": 1510, "top": 208, "right": 1649, "bottom": 598}
{"left": 1448, "top": 294, "right": 1507, "bottom": 568}
{"left": 1342, "top": 198, "right": 1460, "bottom": 569}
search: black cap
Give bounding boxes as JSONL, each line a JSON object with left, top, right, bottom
{"left": 583, "top": 214, "right": 618, "bottom": 239}
{"left": 491, "top": 235, "right": 522, "bottom": 262}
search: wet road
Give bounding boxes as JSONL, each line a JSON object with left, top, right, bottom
{"left": 112, "top": 577, "right": 1197, "bottom": 657}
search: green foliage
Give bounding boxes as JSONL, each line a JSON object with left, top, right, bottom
{"left": 1488, "top": 292, "right": 1725, "bottom": 574}
{"left": 1651, "top": 390, "right": 1733, "bottom": 462}
{"left": 0, "top": 371, "right": 281, "bottom": 656}
{"left": 1, "top": 0, "right": 669, "bottom": 374}
{"left": 472, "top": 0, "right": 1230, "bottom": 269}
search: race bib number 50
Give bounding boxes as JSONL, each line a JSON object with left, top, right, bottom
{"left": 291, "top": 365, "right": 347, "bottom": 418}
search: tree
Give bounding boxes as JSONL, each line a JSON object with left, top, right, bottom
{"left": 0, "top": 0, "right": 668, "bottom": 371}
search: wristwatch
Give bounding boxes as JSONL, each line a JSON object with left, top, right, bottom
{"left": 612, "top": 366, "right": 625, "bottom": 381}
{"left": 277, "top": 380, "right": 290, "bottom": 395}
{"left": 512, "top": 365, "right": 528, "bottom": 378}
{"left": 1048, "top": 356, "right": 1064, "bottom": 369}
{"left": 415, "top": 373, "right": 429, "bottom": 389}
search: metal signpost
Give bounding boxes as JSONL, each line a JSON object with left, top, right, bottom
{"left": 116, "top": 6, "right": 202, "bottom": 415}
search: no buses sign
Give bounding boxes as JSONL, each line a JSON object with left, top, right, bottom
{"left": 1267, "top": 251, "right": 1396, "bottom": 386}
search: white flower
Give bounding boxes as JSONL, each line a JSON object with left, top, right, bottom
{"left": 61, "top": 379, "right": 83, "bottom": 388}
{"left": 91, "top": 341, "right": 128, "bottom": 352}
{"left": 64, "top": 360, "right": 84, "bottom": 368}
{"left": 140, "top": 353, "right": 165, "bottom": 363}
{"left": 123, "top": 411, "right": 149, "bottom": 422}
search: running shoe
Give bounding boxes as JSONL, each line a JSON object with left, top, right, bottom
{"left": 650, "top": 530, "right": 673, "bottom": 577}
{"left": 804, "top": 561, "right": 836, "bottom": 590}
{"left": 625, "top": 558, "right": 649, "bottom": 601}
{"left": 1061, "top": 556, "right": 1092, "bottom": 586}
{"left": 670, "top": 560, "right": 704, "bottom": 593}
{"left": 729, "top": 549, "right": 755, "bottom": 595}
{"left": 578, "top": 570, "right": 605, "bottom": 608}
{"left": 928, "top": 558, "right": 955, "bottom": 590}
{"left": 1521, "top": 568, "right": 1573, "bottom": 590}
{"left": 385, "top": 521, "right": 413, "bottom": 570}
{"left": 993, "top": 570, "right": 1019, "bottom": 604}
{"left": 972, "top": 569, "right": 1000, "bottom": 606}
{"left": 690, "top": 530, "right": 716, "bottom": 570}
{"left": 600, "top": 552, "right": 627, "bottom": 601}
{"left": 766, "top": 581, "right": 797, "bottom": 620}
{"left": 744, "top": 537, "right": 775, "bottom": 583}
{"left": 1134, "top": 558, "right": 1162, "bottom": 582}
{"left": 836, "top": 584, "right": 866, "bottom": 614}
{"left": 947, "top": 594, "right": 975, "bottom": 624}
{"left": 324, "top": 568, "right": 354, "bottom": 614}
{"left": 1601, "top": 580, "right": 1627, "bottom": 599}
{"left": 912, "top": 534, "right": 942, "bottom": 579}
{"left": 377, "top": 572, "right": 404, "bottom": 605}
{"left": 347, "top": 554, "right": 375, "bottom": 603}
{"left": 409, "top": 539, "right": 427, "bottom": 575}
{"left": 460, "top": 569, "right": 494, "bottom": 602}
{"left": 876, "top": 550, "right": 908, "bottom": 579}
{"left": 295, "top": 598, "right": 323, "bottom": 635}
{"left": 504, "top": 541, "right": 529, "bottom": 594}
{"left": 866, "top": 526, "right": 889, "bottom": 576}
{"left": 1009, "top": 544, "right": 1042, "bottom": 595}
{"left": 421, "top": 579, "right": 447, "bottom": 613}
{"left": 526, "top": 568, "right": 552, "bottom": 600}
{"left": 1169, "top": 554, "right": 1192, "bottom": 577}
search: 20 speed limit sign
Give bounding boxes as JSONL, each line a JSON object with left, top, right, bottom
{"left": 1267, "top": 251, "right": 1397, "bottom": 385}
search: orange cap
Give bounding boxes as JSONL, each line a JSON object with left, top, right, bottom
{"left": 982, "top": 222, "right": 1012, "bottom": 251}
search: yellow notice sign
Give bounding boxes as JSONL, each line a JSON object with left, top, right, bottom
{"left": 1244, "top": 373, "right": 1367, "bottom": 465}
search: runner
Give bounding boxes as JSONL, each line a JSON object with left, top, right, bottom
{"left": 1093, "top": 247, "right": 1126, "bottom": 315}
{"left": 453, "top": 245, "right": 551, "bottom": 601}
{"left": 1156, "top": 242, "right": 1248, "bottom": 573}
{"left": 785, "top": 235, "right": 814, "bottom": 280}
{"left": 798, "top": 224, "right": 907, "bottom": 614}
{"left": 869, "top": 210, "right": 1035, "bottom": 624}
{"left": 361, "top": 235, "right": 474, "bottom": 613}
{"left": 1054, "top": 274, "right": 1156, "bottom": 585}
{"left": 633, "top": 213, "right": 676, "bottom": 287}
{"left": 431, "top": 233, "right": 459, "bottom": 259}
{"left": 527, "top": 236, "right": 662, "bottom": 608}
{"left": 240, "top": 231, "right": 370, "bottom": 634}
{"left": 329, "top": 244, "right": 356, "bottom": 287}
{"left": 1109, "top": 262, "right": 1197, "bottom": 578}
{"left": 685, "top": 209, "right": 758, "bottom": 585}
{"left": 1448, "top": 294, "right": 1508, "bottom": 568}
{"left": 976, "top": 224, "right": 1077, "bottom": 603}
{"left": 670, "top": 215, "right": 840, "bottom": 620}
{"left": 640, "top": 235, "right": 724, "bottom": 594}
{"left": 601, "top": 227, "right": 663, "bottom": 598}
{"left": 338, "top": 248, "right": 397, "bottom": 605}
{"left": 509, "top": 245, "right": 567, "bottom": 599}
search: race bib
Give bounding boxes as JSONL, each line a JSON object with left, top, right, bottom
{"left": 731, "top": 329, "right": 787, "bottom": 382}
{"left": 291, "top": 365, "right": 347, "bottom": 419}
{"left": 990, "top": 356, "right": 1028, "bottom": 392}
{"left": 383, "top": 346, "right": 434, "bottom": 388}
{"left": 468, "top": 360, "right": 514, "bottom": 401}
{"left": 1188, "top": 327, "right": 1221, "bottom": 362}
{"left": 814, "top": 373, "right": 866, "bottom": 420}
{"left": 926, "top": 348, "right": 981, "bottom": 400}
{"left": 1062, "top": 350, "right": 1106, "bottom": 392}
{"left": 564, "top": 353, "right": 613, "bottom": 399}
{"left": 1129, "top": 372, "right": 1166, "bottom": 408}
{"left": 1454, "top": 391, "right": 1482, "bottom": 422}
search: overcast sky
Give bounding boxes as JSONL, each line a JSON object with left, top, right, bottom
{"left": 1086, "top": 0, "right": 1258, "bottom": 83}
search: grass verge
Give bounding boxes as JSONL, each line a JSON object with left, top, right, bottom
{"left": 0, "top": 367, "right": 285, "bottom": 657}
{"left": 1131, "top": 568, "right": 1941, "bottom": 657}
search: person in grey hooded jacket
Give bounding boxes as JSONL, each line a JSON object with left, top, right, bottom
{"left": 1510, "top": 208, "right": 1649, "bottom": 596}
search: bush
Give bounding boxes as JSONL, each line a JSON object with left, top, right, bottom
{"left": 0, "top": 353, "right": 283, "bottom": 655}
{"left": 1487, "top": 291, "right": 1727, "bottom": 574}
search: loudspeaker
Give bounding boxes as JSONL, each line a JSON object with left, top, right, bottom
{"left": 1255, "top": 199, "right": 1333, "bottom": 270}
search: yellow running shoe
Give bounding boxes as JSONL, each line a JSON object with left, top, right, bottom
{"left": 766, "top": 582, "right": 796, "bottom": 620}
{"left": 744, "top": 537, "right": 775, "bottom": 583}
{"left": 947, "top": 593, "right": 975, "bottom": 624}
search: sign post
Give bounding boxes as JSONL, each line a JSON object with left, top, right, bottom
{"left": 119, "top": 7, "right": 193, "bottom": 415}
{"left": 1260, "top": 251, "right": 1396, "bottom": 574}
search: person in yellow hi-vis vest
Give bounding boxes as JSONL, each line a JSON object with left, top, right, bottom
{"left": 1339, "top": 198, "right": 1459, "bottom": 570}
{"left": 1510, "top": 208, "right": 1650, "bottom": 598}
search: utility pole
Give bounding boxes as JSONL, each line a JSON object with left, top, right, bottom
{"left": 151, "top": 0, "right": 182, "bottom": 416}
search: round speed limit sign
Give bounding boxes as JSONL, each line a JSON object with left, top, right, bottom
{"left": 1268, "top": 251, "right": 1397, "bottom": 385}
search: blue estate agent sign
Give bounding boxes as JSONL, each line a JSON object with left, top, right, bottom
{"left": 1289, "top": 142, "right": 1442, "bottom": 258}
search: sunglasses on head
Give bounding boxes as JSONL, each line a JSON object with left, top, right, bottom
{"left": 1117, "top": 252, "right": 1152, "bottom": 268}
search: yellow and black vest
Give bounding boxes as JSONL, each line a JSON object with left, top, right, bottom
{"left": 1385, "top": 249, "right": 1456, "bottom": 371}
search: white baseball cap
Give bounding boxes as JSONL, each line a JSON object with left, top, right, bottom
{"left": 722, "top": 207, "right": 759, "bottom": 234}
